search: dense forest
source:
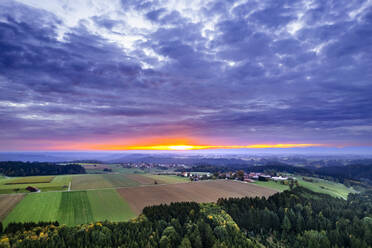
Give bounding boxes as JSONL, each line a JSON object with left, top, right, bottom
{"left": 218, "top": 187, "right": 372, "bottom": 247}
{"left": 0, "top": 162, "right": 86, "bottom": 176}
{"left": 1, "top": 187, "right": 371, "bottom": 247}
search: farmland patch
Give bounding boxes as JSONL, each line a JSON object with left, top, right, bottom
{"left": 5, "top": 176, "right": 55, "bottom": 185}
{"left": 0, "top": 194, "right": 24, "bottom": 221}
{"left": 87, "top": 189, "right": 136, "bottom": 222}
{"left": 58, "top": 191, "right": 94, "bottom": 226}
{"left": 3, "top": 192, "right": 62, "bottom": 226}
{"left": 143, "top": 174, "right": 189, "bottom": 184}
{"left": 117, "top": 180, "right": 277, "bottom": 214}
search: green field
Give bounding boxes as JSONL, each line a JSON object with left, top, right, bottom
{"left": 3, "top": 192, "right": 62, "bottom": 226}
{"left": 254, "top": 175, "right": 356, "bottom": 199}
{"left": 295, "top": 176, "right": 356, "bottom": 199}
{"left": 144, "top": 174, "right": 189, "bottom": 184}
{"left": 5, "top": 176, "right": 55, "bottom": 184}
{"left": 3, "top": 189, "right": 135, "bottom": 227}
{"left": 254, "top": 181, "right": 290, "bottom": 192}
{"left": 87, "top": 190, "right": 135, "bottom": 222}
{"left": 0, "top": 175, "right": 72, "bottom": 194}
{"left": 71, "top": 174, "right": 140, "bottom": 190}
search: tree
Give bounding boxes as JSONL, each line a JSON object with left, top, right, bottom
{"left": 282, "top": 215, "right": 291, "bottom": 233}
{"left": 236, "top": 170, "right": 245, "bottom": 181}
{"left": 160, "top": 235, "right": 171, "bottom": 248}
{"left": 198, "top": 220, "right": 215, "bottom": 248}
{"left": 178, "top": 237, "right": 192, "bottom": 248}
{"left": 162, "top": 226, "right": 180, "bottom": 247}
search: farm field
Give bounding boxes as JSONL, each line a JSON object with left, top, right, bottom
{"left": 71, "top": 174, "right": 140, "bottom": 190}
{"left": 143, "top": 174, "right": 189, "bottom": 184}
{"left": 4, "top": 176, "right": 55, "bottom": 185}
{"left": 126, "top": 174, "right": 166, "bottom": 185}
{"left": 3, "top": 192, "right": 62, "bottom": 226}
{"left": 0, "top": 194, "right": 24, "bottom": 221}
{"left": 117, "top": 180, "right": 278, "bottom": 214}
{"left": 87, "top": 190, "right": 136, "bottom": 222}
{"left": 79, "top": 163, "right": 145, "bottom": 174}
{"left": 254, "top": 180, "right": 290, "bottom": 192}
{"left": 3, "top": 189, "right": 135, "bottom": 227}
{"left": 0, "top": 175, "right": 71, "bottom": 194}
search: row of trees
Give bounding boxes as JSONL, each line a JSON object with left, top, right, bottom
{"left": 218, "top": 187, "right": 372, "bottom": 247}
{"left": 0, "top": 162, "right": 85, "bottom": 176}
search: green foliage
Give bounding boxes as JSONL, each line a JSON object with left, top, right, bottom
{"left": 218, "top": 187, "right": 372, "bottom": 247}
{"left": 0, "top": 161, "right": 85, "bottom": 177}
{"left": 3, "top": 189, "right": 135, "bottom": 227}
{"left": 0, "top": 202, "right": 259, "bottom": 248}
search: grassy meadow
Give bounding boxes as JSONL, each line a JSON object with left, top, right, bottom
{"left": 3, "top": 189, "right": 135, "bottom": 227}
{"left": 253, "top": 175, "right": 356, "bottom": 199}
{"left": 0, "top": 175, "right": 72, "bottom": 194}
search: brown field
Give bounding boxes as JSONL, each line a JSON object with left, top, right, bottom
{"left": 117, "top": 180, "right": 278, "bottom": 214}
{"left": 81, "top": 164, "right": 111, "bottom": 170}
{"left": 126, "top": 174, "right": 166, "bottom": 185}
{"left": 5, "top": 176, "right": 55, "bottom": 185}
{"left": 0, "top": 194, "right": 24, "bottom": 220}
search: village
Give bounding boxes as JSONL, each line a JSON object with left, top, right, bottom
{"left": 178, "top": 171, "right": 293, "bottom": 183}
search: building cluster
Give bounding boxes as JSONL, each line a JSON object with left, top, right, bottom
{"left": 180, "top": 172, "right": 211, "bottom": 181}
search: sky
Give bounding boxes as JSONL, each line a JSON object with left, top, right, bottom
{"left": 0, "top": 0, "right": 372, "bottom": 151}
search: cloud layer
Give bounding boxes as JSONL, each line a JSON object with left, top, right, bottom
{"left": 0, "top": 0, "right": 372, "bottom": 150}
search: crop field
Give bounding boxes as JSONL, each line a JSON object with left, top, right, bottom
{"left": 0, "top": 194, "right": 24, "bottom": 221}
{"left": 143, "top": 174, "right": 189, "bottom": 184}
{"left": 87, "top": 190, "right": 136, "bottom": 222}
{"left": 117, "top": 180, "right": 278, "bottom": 214}
{"left": 3, "top": 189, "right": 135, "bottom": 227}
{"left": 3, "top": 192, "right": 62, "bottom": 226}
{"left": 5, "top": 176, "right": 55, "bottom": 185}
{"left": 0, "top": 175, "right": 71, "bottom": 194}
{"left": 71, "top": 174, "right": 140, "bottom": 190}
{"left": 126, "top": 174, "right": 167, "bottom": 185}
{"left": 254, "top": 181, "right": 290, "bottom": 192}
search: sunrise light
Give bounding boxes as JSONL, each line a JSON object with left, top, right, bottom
{"left": 85, "top": 143, "right": 324, "bottom": 151}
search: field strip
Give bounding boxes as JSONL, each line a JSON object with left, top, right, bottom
{"left": 117, "top": 180, "right": 278, "bottom": 214}
{"left": 0, "top": 194, "right": 25, "bottom": 221}
{"left": 0, "top": 179, "right": 281, "bottom": 195}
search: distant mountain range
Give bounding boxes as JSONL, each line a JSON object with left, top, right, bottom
{"left": 0, "top": 146, "right": 371, "bottom": 163}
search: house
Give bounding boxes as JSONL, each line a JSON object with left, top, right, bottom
{"left": 272, "top": 176, "right": 288, "bottom": 181}
{"left": 26, "top": 186, "right": 39, "bottom": 192}
{"left": 258, "top": 175, "right": 271, "bottom": 181}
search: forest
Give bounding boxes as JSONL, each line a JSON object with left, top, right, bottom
{"left": 0, "top": 162, "right": 86, "bottom": 177}
{"left": 0, "top": 187, "right": 371, "bottom": 247}
{"left": 218, "top": 187, "right": 372, "bottom": 247}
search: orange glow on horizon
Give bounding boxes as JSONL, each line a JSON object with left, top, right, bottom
{"left": 87, "top": 143, "right": 324, "bottom": 151}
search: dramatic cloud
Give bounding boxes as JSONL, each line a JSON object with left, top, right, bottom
{"left": 0, "top": 0, "right": 371, "bottom": 150}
